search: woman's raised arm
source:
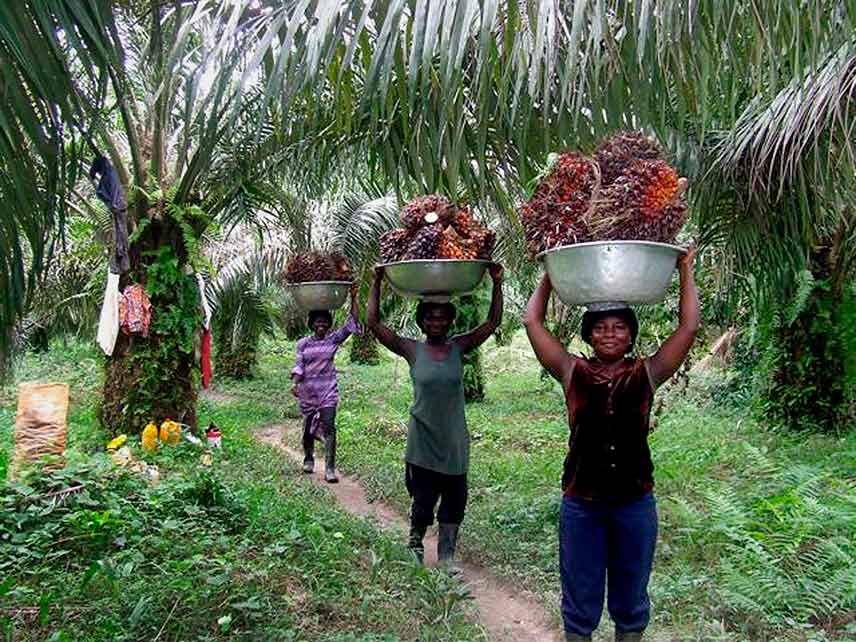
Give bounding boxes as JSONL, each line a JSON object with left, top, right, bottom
{"left": 367, "top": 267, "right": 414, "bottom": 360}
{"left": 646, "top": 248, "right": 700, "bottom": 387}
{"left": 523, "top": 274, "right": 575, "bottom": 386}
{"left": 454, "top": 264, "right": 504, "bottom": 354}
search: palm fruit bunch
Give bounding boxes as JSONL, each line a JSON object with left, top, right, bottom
{"left": 594, "top": 130, "right": 665, "bottom": 185}
{"left": 400, "top": 194, "right": 457, "bottom": 229}
{"left": 329, "top": 251, "right": 354, "bottom": 281}
{"left": 379, "top": 196, "right": 495, "bottom": 262}
{"left": 379, "top": 229, "right": 410, "bottom": 263}
{"left": 284, "top": 251, "right": 353, "bottom": 283}
{"left": 519, "top": 152, "right": 599, "bottom": 257}
{"left": 591, "top": 132, "right": 688, "bottom": 242}
{"left": 406, "top": 224, "right": 443, "bottom": 259}
{"left": 520, "top": 131, "right": 688, "bottom": 256}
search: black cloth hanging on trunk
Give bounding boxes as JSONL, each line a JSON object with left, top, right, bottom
{"left": 90, "top": 156, "right": 130, "bottom": 274}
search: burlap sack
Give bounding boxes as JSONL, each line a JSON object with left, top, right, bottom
{"left": 13, "top": 382, "right": 69, "bottom": 474}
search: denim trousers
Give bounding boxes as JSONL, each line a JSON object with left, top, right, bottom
{"left": 559, "top": 492, "right": 658, "bottom": 637}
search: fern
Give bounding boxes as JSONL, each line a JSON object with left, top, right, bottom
{"left": 695, "top": 453, "right": 856, "bottom": 628}
{"left": 783, "top": 269, "right": 815, "bottom": 325}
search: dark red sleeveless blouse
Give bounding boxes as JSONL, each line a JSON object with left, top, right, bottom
{"left": 562, "top": 357, "right": 655, "bottom": 500}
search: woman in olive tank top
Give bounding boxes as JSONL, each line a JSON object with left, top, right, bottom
{"left": 367, "top": 264, "right": 503, "bottom": 570}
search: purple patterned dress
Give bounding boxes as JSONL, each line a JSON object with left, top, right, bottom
{"left": 291, "top": 315, "right": 360, "bottom": 438}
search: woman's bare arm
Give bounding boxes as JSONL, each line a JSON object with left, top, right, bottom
{"left": 366, "top": 267, "right": 414, "bottom": 360}
{"left": 522, "top": 274, "right": 575, "bottom": 386}
{"left": 647, "top": 248, "right": 700, "bottom": 387}
{"left": 454, "top": 264, "right": 504, "bottom": 354}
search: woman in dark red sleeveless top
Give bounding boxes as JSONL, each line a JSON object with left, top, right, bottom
{"left": 523, "top": 249, "right": 699, "bottom": 642}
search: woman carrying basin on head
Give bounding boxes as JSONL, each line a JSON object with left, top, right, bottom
{"left": 290, "top": 282, "right": 360, "bottom": 484}
{"left": 523, "top": 249, "right": 699, "bottom": 642}
{"left": 366, "top": 263, "right": 503, "bottom": 571}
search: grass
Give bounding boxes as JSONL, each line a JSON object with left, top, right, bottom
{"left": 2, "top": 332, "right": 855, "bottom": 642}
{"left": 0, "top": 339, "right": 487, "bottom": 642}
{"left": 329, "top": 333, "right": 856, "bottom": 642}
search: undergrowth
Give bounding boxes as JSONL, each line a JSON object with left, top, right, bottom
{"left": 0, "top": 339, "right": 486, "bottom": 642}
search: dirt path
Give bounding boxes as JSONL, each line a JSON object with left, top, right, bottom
{"left": 255, "top": 422, "right": 562, "bottom": 642}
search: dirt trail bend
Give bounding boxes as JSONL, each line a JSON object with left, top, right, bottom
{"left": 255, "top": 423, "right": 562, "bottom": 642}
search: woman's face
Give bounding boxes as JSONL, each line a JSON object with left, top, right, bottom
{"left": 311, "top": 316, "right": 331, "bottom": 338}
{"left": 422, "top": 308, "right": 453, "bottom": 339}
{"left": 590, "top": 315, "right": 633, "bottom": 361}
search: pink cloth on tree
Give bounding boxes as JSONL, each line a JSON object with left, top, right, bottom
{"left": 119, "top": 284, "right": 152, "bottom": 337}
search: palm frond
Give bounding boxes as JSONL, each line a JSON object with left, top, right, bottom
{"left": 329, "top": 190, "right": 399, "bottom": 268}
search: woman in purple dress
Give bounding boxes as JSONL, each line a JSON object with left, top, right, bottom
{"left": 291, "top": 283, "right": 360, "bottom": 483}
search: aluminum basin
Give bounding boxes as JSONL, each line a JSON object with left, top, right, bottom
{"left": 538, "top": 241, "right": 685, "bottom": 306}
{"left": 286, "top": 281, "right": 351, "bottom": 310}
{"left": 378, "top": 260, "right": 490, "bottom": 300}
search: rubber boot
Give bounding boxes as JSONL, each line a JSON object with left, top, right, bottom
{"left": 324, "top": 430, "right": 338, "bottom": 483}
{"left": 408, "top": 523, "right": 427, "bottom": 565}
{"left": 615, "top": 630, "right": 643, "bottom": 642}
{"left": 565, "top": 634, "right": 592, "bottom": 642}
{"left": 302, "top": 430, "right": 314, "bottom": 473}
{"left": 437, "top": 523, "right": 462, "bottom": 575}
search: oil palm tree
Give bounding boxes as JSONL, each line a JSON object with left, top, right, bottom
{"left": 329, "top": 187, "right": 400, "bottom": 364}
{"left": 206, "top": 247, "right": 287, "bottom": 379}
{"left": 5, "top": 1, "right": 856, "bottom": 429}
{"left": 0, "top": 1, "right": 326, "bottom": 431}
{"left": 257, "top": 0, "right": 855, "bottom": 427}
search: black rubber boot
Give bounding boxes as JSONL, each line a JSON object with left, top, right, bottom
{"left": 615, "top": 630, "right": 643, "bottom": 642}
{"left": 408, "top": 523, "right": 427, "bottom": 565}
{"left": 437, "top": 523, "right": 462, "bottom": 574}
{"left": 323, "top": 428, "right": 338, "bottom": 483}
{"left": 302, "top": 430, "right": 314, "bottom": 473}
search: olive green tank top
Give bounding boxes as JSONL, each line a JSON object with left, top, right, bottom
{"left": 405, "top": 342, "right": 469, "bottom": 475}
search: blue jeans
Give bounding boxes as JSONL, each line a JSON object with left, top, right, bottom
{"left": 559, "top": 493, "right": 658, "bottom": 637}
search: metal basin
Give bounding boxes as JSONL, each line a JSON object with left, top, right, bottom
{"left": 378, "top": 260, "right": 490, "bottom": 301}
{"left": 286, "top": 281, "right": 351, "bottom": 310}
{"left": 538, "top": 241, "right": 685, "bottom": 306}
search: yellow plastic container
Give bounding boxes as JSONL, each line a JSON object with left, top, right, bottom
{"left": 159, "top": 419, "right": 181, "bottom": 446}
{"left": 142, "top": 422, "right": 159, "bottom": 452}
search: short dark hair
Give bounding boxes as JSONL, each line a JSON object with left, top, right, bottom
{"left": 308, "top": 310, "right": 333, "bottom": 326}
{"left": 580, "top": 307, "right": 639, "bottom": 351}
{"left": 415, "top": 301, "right": 456, "bottom": 331}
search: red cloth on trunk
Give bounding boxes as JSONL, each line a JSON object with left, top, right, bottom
{"left": 201, "top": 327, "right": 212, "bottom": 389}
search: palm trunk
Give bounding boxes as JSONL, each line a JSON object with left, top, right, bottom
{"left": 99, "top": 214, "right": 201, "bottom": 435}
{"left": 762, "top": 229, "right": 856, "bottom": 433}
{"left": 349, "top": 331, "right": 379, "bottom": 365}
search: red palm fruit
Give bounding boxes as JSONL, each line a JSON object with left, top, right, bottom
{"left": 595, "top": 131, "right": 666, "bottom": 185}
{"left": 405, "top": 224, "right": 443, "bottom": 259}
{"left": 379, "top": 229, "right": 411, "bottom": 263}
{"left": 400, "top": 195, "right": 456, "bottom": 229}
